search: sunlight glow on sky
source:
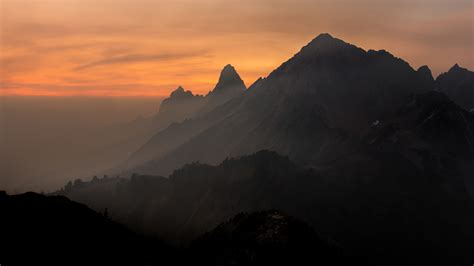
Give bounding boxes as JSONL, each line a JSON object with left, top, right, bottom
{"left": 1, "top": 0, "right": 473, "bottom": 97}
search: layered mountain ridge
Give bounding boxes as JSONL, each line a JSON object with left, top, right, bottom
{"left": 52, "top": 33, "right": 474, "bottom": 265}
{"left": 152, "top": 64, "right": 247, "bottom": 128}
{"left": 125, "top": 33, "right": 440, "bottom": 176}
{"left": 124, "top": 64, "right": 247, "bottom": 169}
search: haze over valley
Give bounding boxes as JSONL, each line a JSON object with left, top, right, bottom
{"left": 1, "top": 0, "right": 473, "bottom": 265}
{"left": 0, "top": 96, "right": 161, "bottom": 192}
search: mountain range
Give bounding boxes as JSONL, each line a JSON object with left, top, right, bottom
{"left": 46, "top": 33, "right": 474, "bottom": 264}
{"left": 122, "top": 64, "right": 247, "bottom": 169}
{"left": 121, "top": 33, "right": 473, "bottom": 178}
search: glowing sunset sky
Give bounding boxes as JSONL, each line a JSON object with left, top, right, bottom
{"left": 1, "top": 0, "right": 472, "bottom": 97}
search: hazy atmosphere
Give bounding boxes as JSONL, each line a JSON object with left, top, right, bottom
{"left": 1, "top": 0, "right": 473, "bottom": 265}
{"left": 0, "top": 96, "right": 161, "bottom": 192}
{"left": 1, "top": 0, "right": 472, "bottom": 192}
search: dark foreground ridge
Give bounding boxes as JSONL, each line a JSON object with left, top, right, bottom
{"left": 0, "top": 191, "right": 354, "bottom": 266}
{"left": 0, "top": 191, "right": 175, "bottom": 266}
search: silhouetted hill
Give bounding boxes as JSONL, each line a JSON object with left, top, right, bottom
{"left": 188, "top": 210, "right": 349, "bottom": 266}
{"left": 436, "top": 64, "right": 474, "bottom": 111}
{"left": 0, "top": 191, "right": 174, "bottom": 266}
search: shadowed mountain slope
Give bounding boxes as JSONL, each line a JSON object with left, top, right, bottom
{"left": 128, "top": 33, "right": 433, "bottom": 177}
{"left": 60, "top": 116, "right": 474, "bottom": 265}
{"left": 48, "top": 33, "right": 474, "bottom": 266}
{"left": 436, "top": 64, "right": 474, "bottom": 111}
{"left": 123, "top": 65, "right": 246, "bottom": 170}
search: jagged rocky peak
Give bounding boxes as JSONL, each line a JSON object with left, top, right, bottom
{"left": 438, "top": 63, "right": 472, "bottom": 80}
{"left": 417, "top": 65, "right": 435, "bottom": 83}
{"left": 436, "top": 63, "right": 473, "bottom": 82}
{"left": 436, "top": 63, "right": 474, "bottom": 111}
{"left": 450, "top": 63, "right": 462, "bottom": 72}
{"left": 169, "top": 86, "right": 195, "bottom": 99}
{"left": 298, "top": 33, "right": 361, "bottom": 56}
{"left": 305, "top": 33, "right": 340, "bottom": 48}
{"left": 417, "top": 65, "right": 433, "bottom": 77}
{"left": 158, "top": 85, "right": 204, "bottom": 115}
{"left": 211, "top": 64, "right": 246, "bottom": 94}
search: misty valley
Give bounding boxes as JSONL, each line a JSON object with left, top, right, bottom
{"left": 1, "top": 34, "right": 474, "bottom": 265}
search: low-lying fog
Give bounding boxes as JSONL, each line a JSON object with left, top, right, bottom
{"left": 0, "top": 96, "right": 162, "bottom": 193}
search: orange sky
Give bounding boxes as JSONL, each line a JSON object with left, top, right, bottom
{"left": 1, "top": 0, "right": 473, "bottom": 97}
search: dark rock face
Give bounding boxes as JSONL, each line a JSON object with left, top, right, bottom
{"left": 266, "top": 33, "right": 432, "bottom": 131}
{"left": 436, "top": 64, "right": 474, "bottom": 111}
{"left": 0, "top": 191, "right": 173, "bottom": 266}
{"left": 189, "top": 210, "right": 346, "bottom": 266}
{"left": 367, "top": 90, "right": 474, "bottom": 157}
{"left": 366, "top": 90, "right": 474, "bottom": 202}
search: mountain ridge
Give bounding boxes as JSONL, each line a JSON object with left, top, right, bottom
{"left": 125, "top": 33, "right": 436, "bottom": 177}
{"left": 436, "top": 63, "right": 474, "bottom": 111}
{"left": 123, "top": 64, "right": 247, "bottom": 170}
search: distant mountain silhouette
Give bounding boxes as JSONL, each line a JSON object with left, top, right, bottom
{"left": 125, "top": 33, "right": 435, "bottom": 177}
{"left": 153, "top": 65, "right": 246, "bottom": 128}
{"left": 0, "top": 191, "right": 174, "bottom": 266}
{"left": 199, "top": 64, "right": 247, "bottom": 114}
{"left": 188, "top": 210, "right": 349, "bottom": 266}
{"left": 436, "top": 64, "right": 474, "bottom": 111}
{"left": 153, "top": 86, "right": 205, "bottom": 128}
{"left": 123, "top": 64, "right": 246, "bottom": 170}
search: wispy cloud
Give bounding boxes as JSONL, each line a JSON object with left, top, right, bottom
{"left": 73, "top": 51, "right": 210, "bottom": 71}
{"left": 2, "top": 0, "right": 472, "bottom": 96}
